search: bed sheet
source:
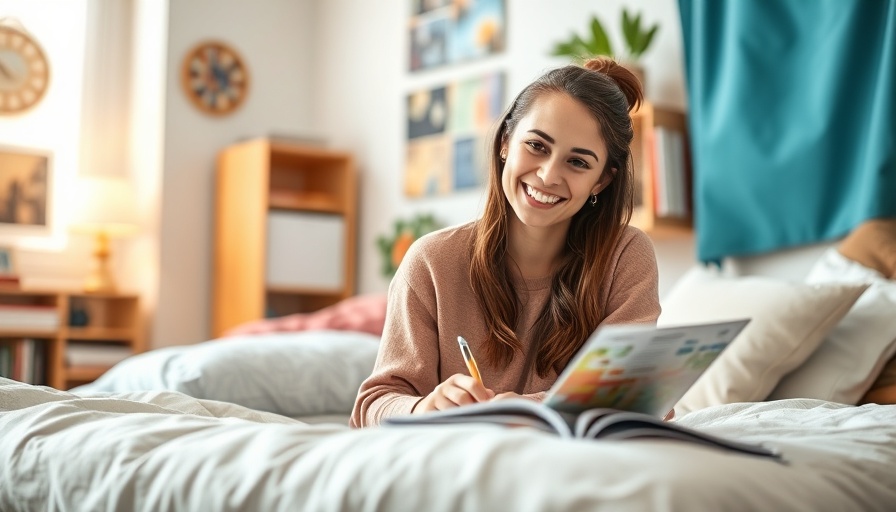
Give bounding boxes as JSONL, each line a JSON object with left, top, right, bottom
{"left": 2, "top": 377, "right": 895, "bottom": 511}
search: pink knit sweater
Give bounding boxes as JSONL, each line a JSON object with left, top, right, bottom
{"left": 350, "top": 222, "right": 660, "bottom": 427}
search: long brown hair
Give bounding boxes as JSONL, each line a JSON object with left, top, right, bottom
{"left": 470, "top": 57, "right": 643, "bottom": 377}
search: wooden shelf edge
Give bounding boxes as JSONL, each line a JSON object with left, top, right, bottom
{"left": 0, "top": 329, "right": 59, "bottom": 338}
{"left": 64, "top": 327, "right": 139, "bottom": 341}
{"left": 65, "top": 365, "right": 112, "bottom": 383}
{"left": 265, "top": 285, "right": 348, "bottom": 296}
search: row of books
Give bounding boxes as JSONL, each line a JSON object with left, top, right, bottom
{"left": 0, "top": 338, "right": 47, "bottom": 385}
{"left": 0, "top": 338, "right": 134, "bottom": 385}
{"left": 648, "top": 125, "right": 691, "bottom": 219}
{"left": 0, "top": 303, "right": 59, "bottom": 331}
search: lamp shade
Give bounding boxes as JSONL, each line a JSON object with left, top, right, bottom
{"left": 69, "top": 175, "right": 139, "bottom": 236}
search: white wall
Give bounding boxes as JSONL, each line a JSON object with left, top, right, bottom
{"left": 312, "top": 0, "right": 695, "bottom": 298}
{"left": 155, "top": 0, "right": 316, "bottom": 346}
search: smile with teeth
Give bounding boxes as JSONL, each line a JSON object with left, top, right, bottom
{"left": 524, "top": 183, "right": 562, "bottom": 205}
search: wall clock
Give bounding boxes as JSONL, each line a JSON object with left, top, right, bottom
{"left": 181, "top": 40, "right": 249, "bottom": 116}
{"left": 0, "top": 23, "right": 50, "bottom": 115}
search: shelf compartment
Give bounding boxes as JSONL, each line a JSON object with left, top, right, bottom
{"left": 64, "top": 327, "right": 138, "bottom": 342}
{"left": 65, "top": 365, "right": 111, "bottom": 384}
{"left": 265, "top": 289, "right": 344, "bottom": 318}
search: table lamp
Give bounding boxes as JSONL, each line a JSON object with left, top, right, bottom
{"left": 69, "top": 176, "right": 139, "bottom": 293}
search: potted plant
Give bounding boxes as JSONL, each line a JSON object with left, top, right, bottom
{"left": 550, "top": 8, "right": 659, "bottom": 85}
{"left": 377, "top": 213, "right": 441, "bottom": 278}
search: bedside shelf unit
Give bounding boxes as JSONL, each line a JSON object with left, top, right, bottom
{"left": 213, "top": 138, "right": 358, "bottom": 338}
{"left": 630, "top": 102, "right": 693, "bottom": 237}
{"left": 0, "top": 288, "right": 143, "bottom": 389}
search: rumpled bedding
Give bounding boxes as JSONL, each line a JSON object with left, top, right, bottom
{"left": 2, "top": 377, "right": 895, "bottom": 511}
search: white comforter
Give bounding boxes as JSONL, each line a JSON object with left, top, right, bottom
{"left": 2, "top": 377, "right": 895, "bottom": 511}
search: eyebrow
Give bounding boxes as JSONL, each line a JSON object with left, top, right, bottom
{"left": 528, "top": 129, "right": 599, "bottom": 161}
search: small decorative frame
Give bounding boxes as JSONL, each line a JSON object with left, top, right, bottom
{"left": 0, "top": 144, "right": 51, "bottom": 233}
{"left": 0, "top": 245, "right": 16, "bottom": 276}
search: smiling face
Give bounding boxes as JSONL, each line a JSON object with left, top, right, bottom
{"left": 501, "top": 92, "right": 613, "bottom": 233}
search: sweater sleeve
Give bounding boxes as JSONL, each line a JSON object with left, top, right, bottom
{"left": 598, "top": 227, "right": 662, "bottom": 327}
{"left": 349, "top": 245, "right": 442, "bottom": 427}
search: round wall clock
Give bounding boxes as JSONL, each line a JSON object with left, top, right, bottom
{"left": 0, "top": 23, "right": 50, "bottom": 115}
{"left": 181, "top": 40, "right": 249, "bottom": 116}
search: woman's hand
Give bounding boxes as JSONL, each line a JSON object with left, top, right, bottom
{"left": 413, "top": 374, "right": 495, "bottom": 413}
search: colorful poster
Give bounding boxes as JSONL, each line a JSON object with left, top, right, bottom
{"left": 408, "top": 0, "right": 505, "bottom": 72}
{"left": 405, "top": 72, "right": 504, "bottom": 197}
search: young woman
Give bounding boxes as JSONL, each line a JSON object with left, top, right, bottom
{"left": 351, "top": 57, "right": 661, "bottom": 427}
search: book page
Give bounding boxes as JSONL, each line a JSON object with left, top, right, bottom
{"left": 578, "top": 413, "right": 781, "bottom": 459}
{"left": 544, "top": 319, "right": 749, "bottom": 417}
{"left": 384, "top": 398, "right": 575, "bottom": 437}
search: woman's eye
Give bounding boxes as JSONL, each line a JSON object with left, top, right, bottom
{"left": 525, "top": 140, "right": 547, "bottom": 152}
{"left": 569, "top": 158, "right": 590, "bottom": 169}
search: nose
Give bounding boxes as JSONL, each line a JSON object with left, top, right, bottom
{"left": 536, "top": 158, "right": 562, "bottom": 186}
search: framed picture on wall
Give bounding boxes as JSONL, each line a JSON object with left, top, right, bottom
{"left": 0, "top": 145, "right": 51, "bottom": 233}
{"left": 404, "top": 72, "right": 505, "bottom": 197}
{"left": 408, "top": 0, "right": 506, "bottom": 72}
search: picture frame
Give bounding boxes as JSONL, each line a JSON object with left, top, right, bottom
{"left": 0, "top": 145, "right": 52, "bottom": 234}
{"left": 0, "top": 246, "right": 16, "bottom": 277}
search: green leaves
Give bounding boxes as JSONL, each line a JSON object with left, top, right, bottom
{"left": 550, "top": 9, "right": 659, "bottom": 62}
{"left": 376, "top": 213, "right": 441, "bottom": 278}
{"left": 551, "top": 16, "right": 612, "bottom": 61}
{"left": 621, "top": 8, "right": 659, "bottom": 59}
{"left": 588, "top": 15, "right": 614, "bottom": 57}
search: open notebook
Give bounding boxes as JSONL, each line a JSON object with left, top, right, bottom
{"left": 386, "top": 319, "right": 781, "bottom": 460}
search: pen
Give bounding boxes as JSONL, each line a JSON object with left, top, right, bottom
{"left": 457, "top": 336, "right": 483, "bottom": 386}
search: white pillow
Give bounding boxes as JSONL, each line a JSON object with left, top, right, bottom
{"left": 71, "top": 330, "right": 380, "bottom": 417}
{"left": 767, "top": 248, "right": 896, "bottom": 404}
{"left": 660, "top": 265, "right": 867, "bottom": 415}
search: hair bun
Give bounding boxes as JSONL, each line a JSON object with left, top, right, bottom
{"left": 583, "top": 57, "right": 643, "bottom": 113}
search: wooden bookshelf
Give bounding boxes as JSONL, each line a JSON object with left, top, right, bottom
{"left": 212, "top": 138, "right": 358, "bottom": 338}
{"left": 630, "top": 102, "right": 693, "bottom": 236}
{"left": 0, "top": 288, "right": 143, "bottom": 389}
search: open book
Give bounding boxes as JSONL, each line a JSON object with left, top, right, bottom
{"left": 542, "top": 318, "right": 750, "bottom": 416}
{"left": 385, "top": 398, "right": 781, "bottom": 459}
{"left": 385, "top": 319, "right": 780, "bottom": 459}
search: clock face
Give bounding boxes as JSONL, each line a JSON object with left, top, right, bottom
{"left": 0, "top": 25, "right": 50, "bottom": 114}
{"left": 181, "top": 41, "right": 249, "bottom": 116}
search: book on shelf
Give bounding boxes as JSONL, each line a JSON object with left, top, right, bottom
{"left": 0, "top": 274, "right": 21, "bottom": 287}
{"left": 0, "top": 304, "right": 59, "bottom": 330}
{"left": 66, "top": 343, "right": 133, "bottom": 367}
{"left": 0, "top": 338, "right": 47, "bottom": 385}
{"left": 651, "top": 126, "right": 689, "bottom": 219}
{"left": 386, "top": 319, "right": 780, "bottom": 460}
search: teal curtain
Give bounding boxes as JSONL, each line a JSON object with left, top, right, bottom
{"left": 678, "top": 0, "right": 896, "bottom": 262}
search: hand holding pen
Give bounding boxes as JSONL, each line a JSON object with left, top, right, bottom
{"left": 411, "top": 336, "right": 495, "bottom": 414}
{"left": 457, "top": 336, "right": 483, "bottom": 386}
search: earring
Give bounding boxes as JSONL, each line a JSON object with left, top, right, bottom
{"left": 500, "top": 152, "right": 506, "bottom": 162}
{"left": 590, "top": 194, "right": 598, "bottom": 207}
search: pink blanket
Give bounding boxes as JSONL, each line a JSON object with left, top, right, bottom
{"left": 224, "top": 294, "right": 387, "bottom": 337}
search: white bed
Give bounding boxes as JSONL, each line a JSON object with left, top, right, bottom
{"left": 2, "top": 377, "right": 895, "bottom": 511}
{"left": 3, "top": 237, "right": 896, "bottom": 511}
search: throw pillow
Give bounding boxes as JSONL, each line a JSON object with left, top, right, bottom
{"left": 660, "top": 265, "right": 867, "bottom": 415}
{"left": 71, "top": 330, "right": 380, "bottom": 417}
{"left": 767, "top": 248, "right": 896, "bottom": 404}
